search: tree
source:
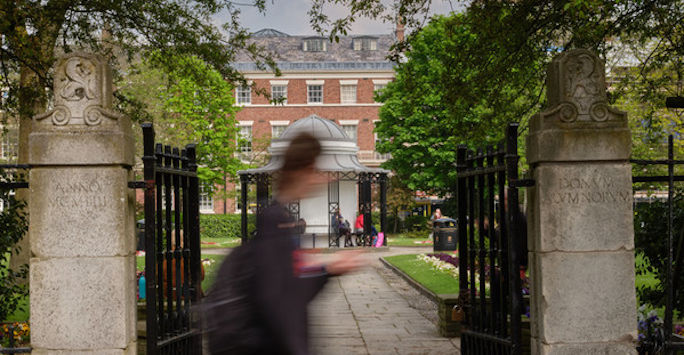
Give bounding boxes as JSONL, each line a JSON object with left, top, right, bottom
{"left": 337, "top": 0, "right": 682, "bottom": 194}
{"left": 0, "top": 0, "right": 278, "bottom": 166}
{"left": 374, "top": 13, "right": 545, "bottom": 194}
{"left": 386, "top": 175, "right": 415, "bottom": 233}
{"left": 156, "top": 54, "right": 244, "bottom": 187}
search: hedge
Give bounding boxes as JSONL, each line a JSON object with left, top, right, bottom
{"left": 200, "top": 214, "right": 256, "bottom": 239}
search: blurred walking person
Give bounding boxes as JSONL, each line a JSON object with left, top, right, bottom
{"left": 203, "top": 132, "right": 365, "bottom": 354}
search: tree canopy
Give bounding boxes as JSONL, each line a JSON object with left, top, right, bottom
{"left": 363, "top": 0, "right": 683, "bottom": 195}
{"left": 119, "top": 53, "right": 244, "bottom": 187}
{"left": 374, "top": 13, "right": 545, "bottom": 194}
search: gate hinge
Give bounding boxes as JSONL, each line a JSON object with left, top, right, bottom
{"left": 128, "top": 181, "right": 145, "bottom": 189}
{"left": 510, "top": 179, "right": 535, "bottom": 188}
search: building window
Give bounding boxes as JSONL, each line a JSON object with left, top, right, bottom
{"left": 1, "top": 129, "right": 18, "bottom": 161}
{"left": 374, "top": 83, "right": 387, "bottom": 93}
{"left": 303, "top": 38, "right": 326, "bottom": 52}
{"left": 0, "top": 190, "right": 13, "bottom": 212}
{"left": 238, "top": 125, "right": 252, "bottom": 153}
{"left": 271, "top": 85, "right": 287, "bottom": 104}
{"left": 199, "top": 185, "right": 214, "bottom": 212}
{"left": 307, "top": 85, "right": 323, "bottom": 104}
{"left": 272, "top": 125, "right": 287, "bottom": 139}
{"left": 353, "top": 37, "right": 377, "bottom": 51}
{"left": 236, "top": 85, "right": 251, "bottom": 105}
{"left": 342, "top": 124, "right": 357, "bottom": 141}
{"left": 0, "top": 90, "right": 8, "bottom": 108}
{"left": 340, "top": 85, "right": 357, "bottom": 104}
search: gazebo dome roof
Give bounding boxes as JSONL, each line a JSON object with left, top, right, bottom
{"left": 276, "top": 114, "right": 352, "bottom": 142}
{"left": 238, "top": 114, "right": 389, "bottom": 175}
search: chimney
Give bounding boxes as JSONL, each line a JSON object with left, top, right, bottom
{"left": 395, "top": 17, "right": 405, "bottom": 42}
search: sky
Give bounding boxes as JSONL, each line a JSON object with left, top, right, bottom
{"left": 217, "top": 0, "right": 462, "bottom": 36}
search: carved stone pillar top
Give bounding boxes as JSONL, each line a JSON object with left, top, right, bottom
{"left": 527, "top": 49, "right": 631, "bottom": 164}
{"left": 33, "top": 52, "right": 123, "bottom": 127}
{"left": 28, "top": 52, "right": 133, "bottom": 166}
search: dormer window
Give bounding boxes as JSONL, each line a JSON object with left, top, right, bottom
{"left": 303, "top": 38, "right": 327, "bottom": 52}
{"left": 353, "top": 37, "right": 377, "bottom": 51}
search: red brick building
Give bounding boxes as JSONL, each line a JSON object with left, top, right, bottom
{"left": 208, "top": 28, "right": 399, "bottom": 214}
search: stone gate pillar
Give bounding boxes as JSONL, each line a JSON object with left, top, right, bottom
{"left": 526, "top": 49, "right": 637, "bottom": 354}
{"left": 28, "top": 53, "right": 136, "bottom": 354}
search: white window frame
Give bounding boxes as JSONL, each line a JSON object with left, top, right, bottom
{"left": 199, "top": 185, "right": 215, "bottom": 213}
{"left": 1, "top": 128, "right": 18, "bottom": 161}
{"left": 0, "top": 190, "right": 14, "bottom": 212}
{"left": 237, "top": 122, "right": 253, "bottom": 154}
{"left": 340, "top": 80, "right": 358, "bottom": 104}
{"left": 306, "top": 81, "right": 324, "bottom": 104}
{"left": 353, "top": 38, "right": 377, "bottom": 51}
{"left": 340, "top": 120, "right": 358, "bottom": 141}
{"left": 372, "top": 79, "right": 390, "bottom": 102}
{"left": 270, "top": 120, "right": 290, "bottom": 139}
{"left": 303, "top": 38, "right": 327, "bottom": 52}
{"left": 270, "top": 80, "right": 289, "bottom": 105}
{"left": 236, "top": 85, "right": 251, "bottom": 105}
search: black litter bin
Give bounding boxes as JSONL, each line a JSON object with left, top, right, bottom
{"left": 433, "top": 218, "right": 457, "bottom": 251}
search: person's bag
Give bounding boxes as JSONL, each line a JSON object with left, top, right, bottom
{"left": 202, "top": 242, "right": 265, "bottom": 354}
{"left": 374, "top": 232, "right": 384, "bottom": 247}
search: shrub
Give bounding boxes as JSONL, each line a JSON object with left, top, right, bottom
{"left": 633, "top": 187, "right": 684, "bottom": 315}
{"left": 200, "top": 214, "right": 256, "bottom": 239}
{"left": 0, "top": 170, "right": 29, "bottom": 322}
{"left": 405, "top": 214, "right": 429, "bottom": 231}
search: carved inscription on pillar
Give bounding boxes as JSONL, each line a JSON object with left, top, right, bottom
{"left": 49, "top": 177, "right": 109, "bottom": 210}
{"left": 546, "top": 176, "right": 632, "bottom": 205}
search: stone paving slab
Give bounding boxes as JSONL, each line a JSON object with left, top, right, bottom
{"left": 309, "top": 248, "right": 460, "bottom": 354}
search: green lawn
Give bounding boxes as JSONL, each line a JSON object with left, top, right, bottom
{"left": 200, "top": 236, "right": 241, "bottom": 249}
{"left": 387, "top": 236, "right": 433, "bottom": 247}
{"left": 384, "top": 254, "right": 459, "bottom": 295}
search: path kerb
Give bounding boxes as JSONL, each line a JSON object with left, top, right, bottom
{"left": 28, "top": 52, "right": 137, "bottom": 354}
{"left": 526, "top": 49, "right": 637, "bottom": 354}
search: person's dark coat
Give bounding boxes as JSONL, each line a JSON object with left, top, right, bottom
{"left": 204, "top": 203, "right": 328, "bottom": 355}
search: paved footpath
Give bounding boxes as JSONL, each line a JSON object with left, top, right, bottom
{"left": 308, "top": 247, "right": 461, "bottom": 355}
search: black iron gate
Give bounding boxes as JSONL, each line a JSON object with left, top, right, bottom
{"left": 456, "top": 123, "right": 531, "bottom": 355}
{"left": 134, "top": 123, "right": 203, "bottom": 355}
{"left": 631, "top": 135, "right": 684, "bottom": 355}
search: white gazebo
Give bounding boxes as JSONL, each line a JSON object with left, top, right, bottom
{"left": 238, "top": 114, "right": 389, "bottom": 247}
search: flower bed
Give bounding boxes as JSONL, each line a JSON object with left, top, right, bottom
{"left": 0, "top": 321, "right": 30, "bottom": 348}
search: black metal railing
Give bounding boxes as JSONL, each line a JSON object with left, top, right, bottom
{"left": 456, "top": 123, "right": 530, "bottom": 355}
{"left": 632, "top": 135, "right": 684, "bottom": 355}
{"left": 134, "top": 123, "right": 202, "bottom": 355}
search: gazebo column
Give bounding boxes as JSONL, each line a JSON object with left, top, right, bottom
{"left": 360, "top": 172, "right": 372, "bottom": 240}
{"left": 256, "top": 173, "right": 269, "bottom": 231}
{"left": 379, "top": 173, "right": 388, "bottom": 246}
{"left": 328, "top": 174, "right": 340, "bottom": 247}
{"left": 240, "top": 174, "right": 249, "bottom": 242}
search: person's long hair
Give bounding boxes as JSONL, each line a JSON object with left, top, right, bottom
{"left": 277, "top": 132, "right": 321, "bottom": 190}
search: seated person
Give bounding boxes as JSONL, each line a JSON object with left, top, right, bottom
{"left": 354, "top": 213, "right": 379, "bottom": 245}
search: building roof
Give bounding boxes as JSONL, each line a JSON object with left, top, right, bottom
{"left": 233, "top": 29, "right": 396, "bottom": 72}
{"left": 239, "top": 114, "right": 389, "bottom": 175}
